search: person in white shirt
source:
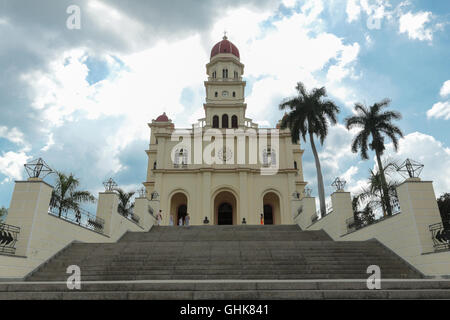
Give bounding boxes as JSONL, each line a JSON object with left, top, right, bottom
{"left": 156, "top": 210, "right": 163, "bottom": 226}
{"left": 169, "top": 215, "right": 174, "bottom": 226}
{"left": 185, "top": 213, "right": 190, "bottom": 226}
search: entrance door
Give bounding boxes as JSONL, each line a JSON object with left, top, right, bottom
{"left": 177, "top": 205, "right": 187, "bottom": 225}
{"left": 218, "top": 203, "right": 233, "bottom": 225}
{"left": 264, "top": 204, "right": 274, "bottom": 225}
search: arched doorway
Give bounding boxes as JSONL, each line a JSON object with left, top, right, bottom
{"left": 218, "top": 203, "right": 233, "bottom": 225}
{"left": 263, "top": 204, "right": 274, "bottom": 225}
{"left": 177, "top": 204, "right": 187, "bottom": 225}
{"left": 263, "top": 192, "right": 281, "bottom": 225}
{"left": 213, "top": 190, "right": 237, "bottom": 225}
{"left": 170, "top": 192, "right": 188, "bottom": 226}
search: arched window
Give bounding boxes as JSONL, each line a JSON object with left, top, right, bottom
{"left": 294, "top": 161, "right": 298, "bottom": 169}
{"left": 231, "top": 115, "right": 238, "bottom": 128}
{"left": 212, "top": 115, "right": 219, "bottom": 128}
{"left": 153, "top": 161, "right": 157, "bottom": 170}
{"left": 263, "top": 148, "right": 276, "bottom": 167}
{"left": 214, "top": 91, "right": 218, "bottom": 97}
{"left": 222, "top": 69, "right": 228, "bottom": 78}
{"left": 212, "top": 71, "right": 216, "bottom": 79}
{"left": 174, "top": 148, "right": 188, "bottom": 167}
{"left": 222, "top": 114, "right": 229, "bottom": 128}
{"left": 234, "top": 71, "right": 238, "bottom": 79}
{"left": 232, "top": 91, "right": 236, "bottom": 97}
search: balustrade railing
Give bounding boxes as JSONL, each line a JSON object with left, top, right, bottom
{"left": 48, "top": 207, "right": 104, "bottom": 233}
{"left": 429, "top": 219, "right": 450, "bottom": 252}
{"left": 0, "top": 223, "right": 20, "bottom": 255}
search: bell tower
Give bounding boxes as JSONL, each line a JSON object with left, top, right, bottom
{"left": 204, "top": 35, "right": 247, "bottom": 129}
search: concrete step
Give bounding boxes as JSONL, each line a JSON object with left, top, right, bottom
{"left": 1, "top": 280, "right": 450, "bottom": 300}
{"left": 25, "top": 225, "right": 423, "bottom": 282}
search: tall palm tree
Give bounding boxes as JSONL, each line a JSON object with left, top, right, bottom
{"left": 50, "top": 172, "right": 95, "bottom": 217}
{"left": 115, "top": 188, "right": 135, "bottom": 218}
{"left": 345, "top": 99, "right": 403, "bottom": 216}
{"left": 280, "top": 82, "right": 340, "bottom": 216}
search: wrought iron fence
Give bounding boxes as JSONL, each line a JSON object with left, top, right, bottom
{"left": 313, "top": 202, "right": 333, "bottom": 223}
{"left": 48, "top": 207, "right": 104, "bottom": 233}
{"left": 346, "top": 209, "right": 402, "bottom": 233}
{"left": 346, "top": 217, "right": 363, "bottom": 233}
{"left": 0, "top": 223, "right": 20, "bottom": 255}
{"left": 118, "top": 210, "right": 141, "bottom": 225}
{"left": 429, "top": 220, "right": 450, "bottom": 252}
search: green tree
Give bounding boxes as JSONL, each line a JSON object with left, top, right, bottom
{"left": 0, "top": 206, "right": 7, "bottom": 222}
{"left": 437, "top": 193, "right": 450, "bottom": 228}
{"left": 280, "top": 82, "right": 340, "bottom": 216}
{"left": 115, "top": 188, "right": 135, "bottom": 218}
{"left": 345, "top": 99, "right": 403, "bottom": 216}
{"left": 358, "top": 159, "right": 400, "bottom": 216}
{"left": 50, "top": 172, "right": 95, "bottom": 217}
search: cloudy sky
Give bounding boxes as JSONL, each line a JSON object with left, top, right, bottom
{"left": 0, "top": 0, "right": 449, "bottom": 209}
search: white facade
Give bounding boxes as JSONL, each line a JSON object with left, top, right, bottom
{"left": 144, "top": 37, "right": 307, "bottom": 226}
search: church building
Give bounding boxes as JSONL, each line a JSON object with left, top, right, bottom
{"left": 144, "top": 36, "right": 307, "bottom": 226}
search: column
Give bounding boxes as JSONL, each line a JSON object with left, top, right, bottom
{"left": 96, "top": 191, "right": 119, "bottom": 237}
{"left": 5, "top": 178, "right": 53, "bottom": 256}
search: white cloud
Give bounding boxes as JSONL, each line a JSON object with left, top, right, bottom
{"left": 399, "top": 11, "right": 433, "bottom": 41}
{"left": 440, "top": 80, "right": 450, "bottom": 97}
{"left": 0, "top": 126, "right": 27, "bottom": 146}
{"left": 346, "top": 0, "right": 361, "bottom": 23}
{"left": 385, "top": 132, "right": 450, "bottom": 196}
{"left": 281, "top": 0, "right": 298, "bottom": 9}
{"left": 0, "top": 151, "right": 31, "bottom": 182}
{"left": 427, "top": 101, "right": 450, "bottom": 120}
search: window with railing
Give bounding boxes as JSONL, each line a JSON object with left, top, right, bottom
{"left": 262, "top": 148, "right": 276, "bottom": 167}
{"left": 48, "top": 207, "right": 104, "bottom": 234}
{"left": 174, "top": 148, "right": 188, "bottom": 168}
{"left": 0, "top": 223, "right": 20, "bottom": 255}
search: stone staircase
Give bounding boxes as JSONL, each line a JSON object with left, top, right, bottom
{"left": 2, "top": 225, "right": 450, "bottom": 299}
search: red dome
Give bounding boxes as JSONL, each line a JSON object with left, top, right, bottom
{"left": 210, "top": 36, "right": 240, "bottom": 59}
{"left": 155, "top": 112, "right": 169, "bottom": 122}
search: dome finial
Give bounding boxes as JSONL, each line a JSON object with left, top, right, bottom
{"left": 223, "top": 30, "right": 228, "bottom": 40}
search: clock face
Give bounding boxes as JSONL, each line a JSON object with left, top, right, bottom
{"left": 222, "top": 91, "right": 229, "bottom": 97}
{"left": 217, "top": 147, "right": 233, "bottom": 162}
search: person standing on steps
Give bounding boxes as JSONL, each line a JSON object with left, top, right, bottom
{"left": 169, "top": 215, "right": 174, "bottom": 226}
{"left": 179, "top": 216, "right": 183, "bottom": 226}
{"left": 156, "top": 210, "right": 163, "bottom": 226}
{"left": 185, "top": 213, "right": 190, "bottom": 226}
{"left": 260, "top": 213, "right": 264, "bottom": 225}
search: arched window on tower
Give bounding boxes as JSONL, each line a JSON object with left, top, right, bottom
{"left": 212, "top": 71, "right": 216, "bottom": 79}
{"left": 294, "top": 161, "right": 298, "bottom": 170}
{"left": 232, "top": 91, "right": 236, "bottom": 97}
{"left": 231, "top": 115, "right": 238, "bottom": 128}
{"left": 222, "top": 114, "right": 229, "bottom": 128}
{"left": 153, "top": 161, "right": 157, "bottom": 170}
{"left": 234, "top": 71, "right": 238, "bottom": 79}
{"left": 215, "top": 91, "right": 218, "bottom": 97}
{"left": 212, "top": 115, "right": 219, "bottom": 128}
{"left": 222, "top": 69, "right": 228, "bottom": 79}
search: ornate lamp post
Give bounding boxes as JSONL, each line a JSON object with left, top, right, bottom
{"left": 396, "top": 158, "right": 424, "bottom": 179}
{"left": 102, "top": 178, "right": 117, "bottom": 192}
{"left": 331, "top": 177, "right": 346, "bottom": 192}
{"left": 24, "top": 158, "right": 53, "bottom": 179}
